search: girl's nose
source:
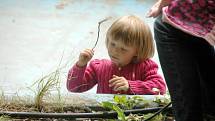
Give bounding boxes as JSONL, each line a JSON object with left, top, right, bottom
{"left": 112, "top": 47, "right": 120, "bottom": 55}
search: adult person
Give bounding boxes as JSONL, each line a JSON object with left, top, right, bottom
{"left": 147, "top": 0, "right": 215, "bottom": 120}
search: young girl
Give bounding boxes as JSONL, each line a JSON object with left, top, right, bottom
{"left": 67, "top": 15, "right": 166, "bottom": 95}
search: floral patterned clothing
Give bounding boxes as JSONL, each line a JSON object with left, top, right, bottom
{"left": 162, "top": 0, "right": 215, "bottom": 45}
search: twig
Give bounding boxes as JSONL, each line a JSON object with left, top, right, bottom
{"left": 92, "top": 17, "right": 111, "bottom": 50}
{"left": 144, "top": 102, "right": 172, "bottom": 121}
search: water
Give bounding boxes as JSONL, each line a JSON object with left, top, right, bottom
{"left": 0, "top": 0, "right": 161, "bottom": 96}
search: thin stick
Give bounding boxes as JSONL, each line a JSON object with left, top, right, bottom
{"left": 92, "top": 17, "right": 111, "bottom": 50}
{"left": 144, "top": 102, "right": 172, "bottom": 121}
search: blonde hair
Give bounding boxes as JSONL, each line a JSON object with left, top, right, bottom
{"left": 106, "top": 15, "right": 154, "bottom": 61}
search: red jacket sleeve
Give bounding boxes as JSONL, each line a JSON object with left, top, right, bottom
{"left": 127, "top": 60, "right": 166, "bottom": 95}
{"left": 67, "top": 61, "right": 97, "bottom": 92}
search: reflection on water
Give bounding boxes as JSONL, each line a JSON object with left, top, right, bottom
{"left": 0, "top": 0, "right": 160, "bottom": 96}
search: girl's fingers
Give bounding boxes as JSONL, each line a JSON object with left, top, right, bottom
{"left": 84, "top": 49, "right": 94, "bottom": 57}
{"left": 114, "top": 86, "right": 127, "bottom": 91}
{"left": 113, "top": 82, "right": 126, "bottom": 91}
{"left": 109, "top": 78, "right": 120, "bottom": 87}
{"left": 81, "top": 49, "right": 94, "bottom": 60}
{"left": 77, "top": 49, "right": 94, "bottom": 67}
{"left": 109, "top": 75, "right": 129, "bottom": 91}
{"left": 112, "top": 75, "right": 117, "bottom": 77}
{"left": 109, "top": 75, "right": 123, "bottom": 86}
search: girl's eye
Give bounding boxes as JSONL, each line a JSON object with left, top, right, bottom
{"left": 121, "top": 48, "right": 127, "bottom": 51}
{"left": 110, "top": 42, "right": 115, "bottom": 47}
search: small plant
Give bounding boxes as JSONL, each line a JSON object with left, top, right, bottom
{"left": 101, "top": 95, "right": 171, "bottom": 121}
{"left": 101, "top": 101, "right": 126, "bottom": 121}
{"left": 113, "top": 95, "right": 150, "bottom": 109}
{"left": 153, "top": 94, "right": 171, "bottom": 106}
{"left": 101, "top": 95, "right": 151, "bottom": 121}
{"left": 30, "top": 69, "right": 62, "bottom": 111}
{"left": 0, "top": 89, "right": 5, "bottom": 105}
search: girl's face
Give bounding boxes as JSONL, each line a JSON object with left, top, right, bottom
{"left": 107, "top": 39, "right": 137, "bottom": 67}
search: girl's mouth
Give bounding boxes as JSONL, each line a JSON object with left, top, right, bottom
{"left": 111, "top": 56, "right": 122, "bottom": 66}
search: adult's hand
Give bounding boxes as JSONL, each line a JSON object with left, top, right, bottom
{"left": 146, "top": 0, "right": 170, "bottom": 18}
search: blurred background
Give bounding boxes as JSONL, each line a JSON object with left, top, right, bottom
{"left": 0, "top": 0, "right": 162, "bottom": 95}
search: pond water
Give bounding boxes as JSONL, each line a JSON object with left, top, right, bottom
{"left": 0, "top": 0, "right": 162, "bottom": 97}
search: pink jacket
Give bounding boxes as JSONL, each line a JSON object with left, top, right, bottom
{"left": 162, "top": 0, "right": 215, "bottom": 45}
{"left": 67, "top": 59, "right": 166, "bottom": 95}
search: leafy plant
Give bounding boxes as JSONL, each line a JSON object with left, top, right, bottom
{"left": 101, "top": 101, "right": 126, "bottom": 121}
{"left": 113, "top": 95, "right": 150, "bottom": 109}
{"left": 101, "top": 95, "right": 171, "bottom": 121}
{"left": 153, "top": 94, "right": 171, "bottom": 106}
{"left": 101, "top": 95, "right": 151, "bottom": 121}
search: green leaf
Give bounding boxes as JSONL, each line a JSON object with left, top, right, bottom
{"left": 101, "top": 101, "right": 126, "bottom": 121}
{"left": 113, "top": 105, "right": 126, "bottom": 121}
{"left": 100, "top": 101, "right": 114, "bottom": 110}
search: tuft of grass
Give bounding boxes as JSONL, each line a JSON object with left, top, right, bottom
{"left": 29, "top": 53, "right": 67, "bottom": 111}
{"left": 30, "top": 68, "right": 62, "bottom": 111}
{"left": 0, "top": 89, "right": 5, "bottom": 105}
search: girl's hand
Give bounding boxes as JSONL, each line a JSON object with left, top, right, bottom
{"left": 77, "top": 49, "right": 94, "bottom": 67}
{"left": 109, "top": 75, "right": 129, "bottom": 92}
{"left": 146, "top": 0, "right": 170, "bottom": 18}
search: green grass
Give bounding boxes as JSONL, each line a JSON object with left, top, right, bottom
{"left": 30, "top": 68, "right": 62, "bottom": 111}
